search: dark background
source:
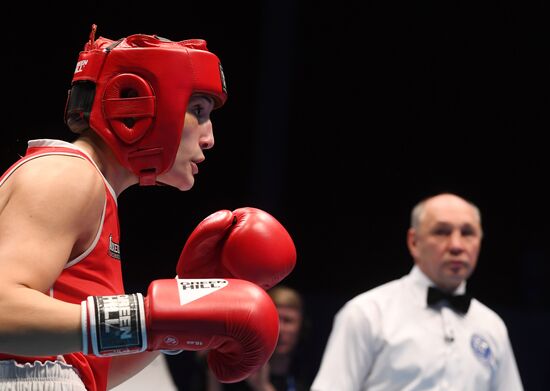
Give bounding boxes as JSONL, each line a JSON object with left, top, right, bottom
{"left": 3, "top": 1, "right": 549, "bottom": 389}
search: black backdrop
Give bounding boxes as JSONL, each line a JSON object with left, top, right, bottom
{"left": 3, "top": 1, "right": 549, "bottom": 389}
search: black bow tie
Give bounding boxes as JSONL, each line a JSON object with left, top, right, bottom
{"left": 427, "top": 286, "right": 472, "bottom": 314}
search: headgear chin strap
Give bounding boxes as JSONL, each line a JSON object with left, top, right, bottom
{"left": 64, "top": 24, "right": 228, "bottom": 185}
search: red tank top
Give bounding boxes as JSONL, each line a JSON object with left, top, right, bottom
{"left": 0, "top": 140, "right": 125, "bottom": 391}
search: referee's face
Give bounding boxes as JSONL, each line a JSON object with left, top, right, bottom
{"left": 408, "top": 194, "right": 482, "bottom": 292}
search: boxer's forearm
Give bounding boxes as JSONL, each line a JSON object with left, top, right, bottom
{"left": 0, "top": 284, "right": 82, "bottom": 355}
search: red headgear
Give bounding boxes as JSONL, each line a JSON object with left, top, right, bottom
{"left": 64, "top": 24, "right": 227, "bottom": 185}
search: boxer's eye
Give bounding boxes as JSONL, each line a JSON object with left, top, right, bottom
{"left": 193, "top": 106, "right": 203, "bottom": 118}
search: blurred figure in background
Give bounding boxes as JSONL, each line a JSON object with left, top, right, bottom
{"left": 195, "top": 285, "right": 315, "bottom": 391}
{"left": 311, "top": 192, "right": 523, "bottom": 391}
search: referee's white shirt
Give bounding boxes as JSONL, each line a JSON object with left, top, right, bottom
{"left": 311, "top": 265, "right": 524, "bottom": 391}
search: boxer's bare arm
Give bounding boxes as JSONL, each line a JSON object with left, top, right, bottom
{"left": 0, "top": 155, "right": 105, "bottom": 355}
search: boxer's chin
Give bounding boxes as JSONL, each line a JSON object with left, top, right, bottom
{"left": 154, "top": 180, "right": 194, "bottom": 191}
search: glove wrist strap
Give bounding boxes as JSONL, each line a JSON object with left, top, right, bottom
{"left": 84, "top": 293, "right": 147, "bottom": 356}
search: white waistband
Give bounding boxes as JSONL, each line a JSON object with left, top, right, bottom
{"left": 0, "top": 359, "right": 86, "bottom": 391}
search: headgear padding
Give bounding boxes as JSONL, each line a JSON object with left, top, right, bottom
{"left": 65, "top": 24, "right": 228, "bottom": 185}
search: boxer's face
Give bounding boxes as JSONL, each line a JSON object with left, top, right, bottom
{"left": 407, "top": 194, "right": 482, "bottom": 292}
{"left": 157, "top": 95, "right": 215, "bottom": 190}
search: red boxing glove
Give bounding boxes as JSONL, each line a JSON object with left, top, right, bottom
{"left": 82, "top": 278, "right": 279, "bottom": 383}
{"left": 176, "top": 207, "right": 296, "bottom": 290}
